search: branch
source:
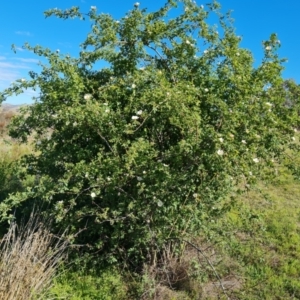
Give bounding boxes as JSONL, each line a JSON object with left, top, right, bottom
{"left": 97, "top": 130, "right": 116, "bottom": 155}
{"left": 168, "top": 238, "right": 232, "bottom": 300}
{"left": 146, "top": 45, "right": 177, "bottom": 83}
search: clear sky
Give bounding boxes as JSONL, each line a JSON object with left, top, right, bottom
{"left": 1, "top": 0, "right": 299, "bottom": 104}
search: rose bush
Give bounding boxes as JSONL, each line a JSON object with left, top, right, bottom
{"left": 1, "top": 0, "right": 299, "bottom": 267}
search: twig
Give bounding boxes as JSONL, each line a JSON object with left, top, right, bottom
{"left": 97, "top": 130, "right": 116, "bottom": 155}
{"left": 168, "top": 238, "right": 231, "bottom": 300}
{"left": 146, "top": 45, "right": 177, "bottom": 83}
{"left": 133, "top": 99, "right": 168, "bottom": 133}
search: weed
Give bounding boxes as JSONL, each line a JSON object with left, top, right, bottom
{"left": 0, "top": 212, "right": 68, "bottom": 300}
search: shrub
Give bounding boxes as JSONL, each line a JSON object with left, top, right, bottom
{"left": 0, "top": 0, "right": 299, "bottom": 268}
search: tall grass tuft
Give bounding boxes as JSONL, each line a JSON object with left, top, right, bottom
{"left": 0, "top": 213, "right": 69, "bottom": 300}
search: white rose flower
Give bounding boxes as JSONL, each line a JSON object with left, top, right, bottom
{"left": 132, "top": 116, "right": 139, "bottom": 120}
{"left": 217, "top": 149, "right": 224, "bottom": 156}
{"left": 137, "top": 110, "right": 143, "bottom": 115}
{"left": 219, "top": 137, "right": 224, "bottom": 143}
{"left": 91, "top": 192, "right": 96, "bottom": 198}
{"left": 157, "top": 200, "right": 163, "bottom": 207}
{"left": 253, "top": 158, "right": 259, "bottom": 163}
{"left": 84, "top": 94, "right": 92, "bottom": 100}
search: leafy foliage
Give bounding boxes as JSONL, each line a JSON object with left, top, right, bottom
{"left": 48, "top": 268, "right": 127, "bottom": 300}
{"left": 0, "top": 0, "right": 299, "bottom": 267}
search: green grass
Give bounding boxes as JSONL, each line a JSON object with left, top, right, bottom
{"left": 212, "top": 168, "right": 300, "bottom": 299}
{"left": 46, "top": 268, "right": 128, "bottom": 300}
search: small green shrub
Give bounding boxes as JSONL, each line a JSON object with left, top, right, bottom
{"left": 48, "top": 268, "right": 127, "bottom": 300}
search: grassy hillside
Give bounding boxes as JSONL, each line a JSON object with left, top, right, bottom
{"left": 215, "top": 173, "right": 300, "bottom": 299}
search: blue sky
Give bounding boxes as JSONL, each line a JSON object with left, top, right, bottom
{"left": 1, "top": 0, "right": 300, "bottom": 104}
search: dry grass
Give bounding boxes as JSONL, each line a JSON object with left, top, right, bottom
{"left": 138, "top": 238, "right": 244, "bottom": 299}
{"left": 0, "top": 106, "right": 16, "bottom": 135}
{"left": 0, "top": 213, "right": 69, "bottom": 300}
